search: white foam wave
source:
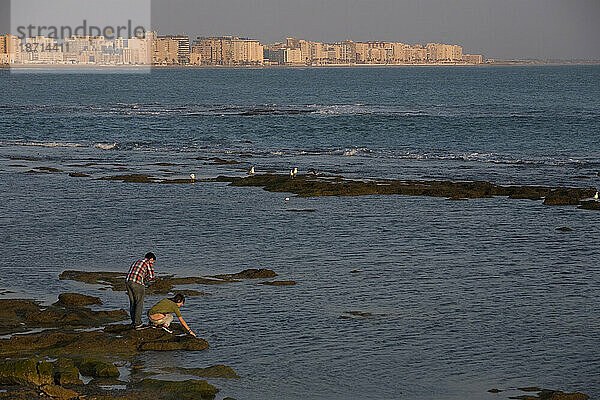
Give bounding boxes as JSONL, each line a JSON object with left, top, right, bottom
{"left": 95, "top": 143, "right": 118, "bottom": 150}
{"left": 0, "top": 141, "right": 84, "bottom": 148}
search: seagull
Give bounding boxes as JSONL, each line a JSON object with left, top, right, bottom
{"left": 248, "top": 166, "right": 255, "bottom": 175}
{"left": 285, "top": 197, "right": 290, "bottom": 201}
{"left": 290, "top": 169, "right": 294, "bottom": 177}
{"left": 594, "top": 191, "right": 599, "bottom": 200}
{"left": 293, "top": 167, "right": 298, "bottom": 176}
{"left": 190, "top": 173, "right": 195, "bottom": 181}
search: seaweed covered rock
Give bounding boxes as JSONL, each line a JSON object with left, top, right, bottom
{"left": 543, "top": 188, "right": 596, "bottom": 206}
{"left": 260, "top": 281, "right": 296, "bottom": 286}
{"left": 0, "top": 299, "right": 41, "bottom": 334}
{"left": 138, "top": 335, "right": 209, "bottom": 351}
{"left": 39, "top": 384, "right": 79, "bottom": 399}
{"left": 135, "top": 378, "right": 219, "bottom": 400}
{"left": 59, "top": 270, "right": 233, "bottom": 293}
{"left": 213, "top": 268, "right": 277, "bottom": 280}
{"left": 511, "top": 388, "right": 589, "bottom": 400}
{"left": 578, "top": 200, "right": 600, "bottom": 210}
{"left": 77, "top": 358, "right": 120, "bottom": 378}
{"left": 55, "top": 292, "right": 103, "bottom": 307}
{"left": 0, "top": 358, "right": 54, "bottom": 386}
{"left": 168, "top": 365, "right": 240, "bottom": 378}
{"left": 59, "top": 270, "right": 127, "bottom": 291}
{"left": 52, "top": 358, "right": 83, "bottom": 385}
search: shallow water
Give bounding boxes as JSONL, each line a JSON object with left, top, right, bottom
{"left": 1, "top": 66, "right": 599, "bottom": 399}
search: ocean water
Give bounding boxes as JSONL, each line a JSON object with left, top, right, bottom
{"left": 1, "top": 66, "right": 599, "bottom": 399}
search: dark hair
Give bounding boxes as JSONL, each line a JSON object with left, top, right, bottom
{"left": 171, "top": 293, "right": 185, "bottom": 304}
{"left": 145, "top": 252, "right": 156, "bottom": 261}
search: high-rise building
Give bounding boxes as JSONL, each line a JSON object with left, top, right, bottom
{"left": 159, "top": 35, "right": 190, "bottom": 64}
{"left": 426, "top": 43, "right": 463, "bottom": 62}
{"left": 192, "top": 36, "right": 262, "bottom": 65}
{"left": 463, "top": 54, "right": 483, "bottom": 64}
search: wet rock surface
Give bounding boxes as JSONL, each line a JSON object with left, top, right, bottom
{"left": 226, "top": 174, "right": 598, "bottom": 209}
{"left": 134, "top": 378, "right": 219, "bottom": 399}
{"left": 213, "top": 268, "right": 277, "bottom": 280}
{"left": 0, "top": 297, "right": 126, "bottom": 335}
{"left": 260, "top": 280, "right": 297, "bottom": 286}
{"left": 166, "top": 365, "right": 240, "bottom": 379}
{"left": 55, "top": 292, "right": 103, "bottom": 307}
{"left": 59, "top": 270, "right": 234, "bottom": 293}
{"left": 508, "top": 388, "right": 590, "bottom": 400}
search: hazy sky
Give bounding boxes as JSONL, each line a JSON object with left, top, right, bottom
{"left": 151, "top": 0, "right": 600, "bottom": 60}
{"left": 1, "top": 0, "right": 599, "bottom": 59}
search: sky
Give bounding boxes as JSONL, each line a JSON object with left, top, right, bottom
{"left": 150, "top": 0, "right": 600, "bottom": 60}
{"left": 1, "top": 0, "right": 599, "bottom": 60}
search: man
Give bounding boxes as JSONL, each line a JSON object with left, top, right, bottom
{"left": 148, "top": 293, "right": 197, "bottom": 336}
{"left": 126, "top": 252, "right": 156, "bottom": 330}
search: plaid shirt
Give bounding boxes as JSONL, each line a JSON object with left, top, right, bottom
{"left": 126, "top": 258, "right": 155, "bottom": 285}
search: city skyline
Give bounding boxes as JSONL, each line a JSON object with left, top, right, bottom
{"left": 1, "top": 1, "right": 600, "bottom": 60}
{"left": 1, "top": 31, "right": 485, "bottom": 67}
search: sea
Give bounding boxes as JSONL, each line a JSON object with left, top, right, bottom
{"left": 1, "top": 65, "right": 599, "bottom": 400}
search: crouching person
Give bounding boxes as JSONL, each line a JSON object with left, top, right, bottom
{"left": 148, "top": 293, "right": 196, "bottom": 337}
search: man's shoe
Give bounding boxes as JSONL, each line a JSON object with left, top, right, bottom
{"left": 161, "top": 325, "right": 173, "bottom": 334}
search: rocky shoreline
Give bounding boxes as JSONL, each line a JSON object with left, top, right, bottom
{"left": 0, "top": 268, "right": 590, "bottom": 399}
{"left": 0, "top": 269, "right": 281, "bottom": 400}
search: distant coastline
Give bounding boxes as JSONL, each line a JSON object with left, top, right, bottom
{"left": 2, "top": 60, "right": 599, "bottom": 70}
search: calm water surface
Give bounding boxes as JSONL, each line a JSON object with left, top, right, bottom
{"left": 1, "top": 66, "right": 599, "bottom": 399}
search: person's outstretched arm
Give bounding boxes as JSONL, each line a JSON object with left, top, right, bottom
{"left": 178, "top": 316, "right": 196, "bottom": 337}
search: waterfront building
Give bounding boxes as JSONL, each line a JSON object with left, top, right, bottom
{"left": 463, "top": 54, "right": 483, "bottom": 64}
{"left": 159, "top": 35, "right": 190, "bottom": 64}
{"left": 426, "top": 43, "right": 463, "bottom": 62}
{"left": 284, "top": 48, "right": 302, "bottom": 64}
{"left": 22, "top": 36, "right": 63, "bottom": 63}
{"left": 193, "top": 36, "right": 262, "bottom": 65}
{"left": 153, "top": 36, "right": 179, "bottom": 65}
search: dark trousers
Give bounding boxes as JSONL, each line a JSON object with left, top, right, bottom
{"left": 126, "top": 281, "right": 145, "bottom": 326}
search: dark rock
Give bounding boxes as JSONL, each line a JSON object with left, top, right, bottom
{"left": 488, "top": 388, "right": 502, "bottom": 393}
{"left": 77, "top": 358, "right": 119, "bottom": 378}
{"left": 0, "top": 358, "right": 54, "bottom": 386}
{"left": 97, "top": 174, "right": 156, "bottom": 183}
{"left": 138, "top": 336, "right": 209, "bottom": 351}
{"left": 34, "top": 166, "right": 63, "bottom": 173}
{"left": 59, "top": 270, "right": 232, "bottom": 293}
{"left": 260, "top": 281, "right": 296, "bottom": 286}
{"left": 39, "top": 384, "right": 79, "bottom": 399}
{"left": 68, "top": 172, "right": 90, "bottom": 178}
{"left": 543, "top": 188, "right": 595, "bottom": 206}
{"left": 59, "top": 270, "right": 127, "bottom": 291}
{"left": 167, "top": 365, "right": 240, "bottom": 378}
{"left": 226, "top": 174, "right": 598, "bottom": 212}
{"left": 213, "top": 268, "right": 277, "bottom": 280}
{"left": 350, "top": 270, "right": 361, "bottom": 273}
{"left": 578, "top": 200, "right": 600, "bottom": 210}
{"left": 55, "top": 293, "right": 103, "bottom": 307}
{"left": 134, "top": 378, "right": 219, "bottom": 399}
{"left": 555, "top": 227, "right": 573, "bottom": 232}
{"left": 52, "top": 358, "right": 82, "bottom": 385}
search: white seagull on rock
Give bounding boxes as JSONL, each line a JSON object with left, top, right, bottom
{"left": 190, "top": 173, "right": 195, "bottom": 181}
{"left": 594, "top": 191, "right": 599, "bottom": 200}
{"left": 249, "top": 166, "right": 255, "bottom": 175}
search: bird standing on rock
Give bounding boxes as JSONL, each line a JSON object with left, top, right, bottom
{"left": 249, "top": 166, "right": 255, "bottom": 175}
{"left": 190, "top": 173, "right": 195, "bottom": 181}
{"left": 594, "top": 191, "right": 599, "bottom": 200}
